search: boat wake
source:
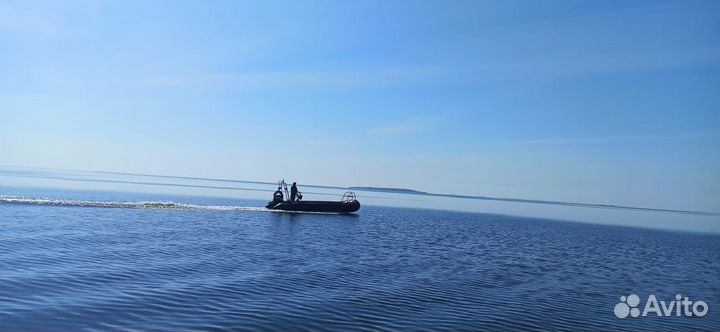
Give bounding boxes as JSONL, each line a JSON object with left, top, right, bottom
{"left": 0, "top": 195, "right": 269, "bottom": 212}
{"left": 0, "top": 195, "right": 352, "bottom": 215}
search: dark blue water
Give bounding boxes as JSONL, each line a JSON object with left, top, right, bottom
{"left": 1, "top": 188, "right": 718, "bottom": 331}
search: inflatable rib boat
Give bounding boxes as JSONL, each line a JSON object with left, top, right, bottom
{"left": 266, "top": 198, "right": 360, "bottom": 213}
{"left": 265, "top": 180, "right": 360, "bottom": 213}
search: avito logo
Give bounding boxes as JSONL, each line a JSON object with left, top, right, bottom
{"left": 614, "top": 294, "right": 709, "bottom": 318}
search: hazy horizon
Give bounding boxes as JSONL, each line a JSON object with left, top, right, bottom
{"left": 3, "top": 165, "right": 719, "bottom": 233}
{"left": 3, "top": 164, "right": 719, "bottom": 216}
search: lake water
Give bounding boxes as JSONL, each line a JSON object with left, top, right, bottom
{"left": 1, "top": 186, "right": 719, "bottom": 331}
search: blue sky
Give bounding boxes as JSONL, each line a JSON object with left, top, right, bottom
{"left": 1, "top": 0, "right": 719, "bottom": 211}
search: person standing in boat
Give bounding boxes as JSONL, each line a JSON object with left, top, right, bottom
{"left": 272, "top": 187, "right": 284, "bottom": 204}
{"left": 290, "top": 182, "right": 302, "bottom": 202}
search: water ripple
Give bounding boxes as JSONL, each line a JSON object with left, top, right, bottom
{"left": 1, "top": 195, "right": 718, "bottom": 331}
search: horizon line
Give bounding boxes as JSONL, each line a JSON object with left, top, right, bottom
{"left": 1, "top": 165, "right": 718, "bottom": 217}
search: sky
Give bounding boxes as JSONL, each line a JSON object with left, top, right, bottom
{"left": 1, "top": 0, "right": 719, "bottom": 212}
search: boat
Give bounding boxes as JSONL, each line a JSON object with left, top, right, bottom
{"left": 265, "top": 180, "right": 360, "bottom": 213}
{"left": 266, "top": 198, "right": 360, "bottom": 213}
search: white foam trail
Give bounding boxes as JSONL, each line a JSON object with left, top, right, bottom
{"left": 0, "top": 195, "right": 268, "bottom": 212}
{"left": 0, "top": 195, "right": 347, "bottom": 215}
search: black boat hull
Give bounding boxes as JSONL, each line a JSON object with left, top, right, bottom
{"left": 266, "top": 200, "right": 360, "bottom": 213}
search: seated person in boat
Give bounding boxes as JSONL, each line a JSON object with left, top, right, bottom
{"left": 272, "top": 187, "right": 284, "bottom": 204}
{"left": 290, "top": 182, "right": 303, "bottom": 202}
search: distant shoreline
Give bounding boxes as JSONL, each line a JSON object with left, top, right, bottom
{"left": 348, "top": 186, "right": 427, "bottom": 194}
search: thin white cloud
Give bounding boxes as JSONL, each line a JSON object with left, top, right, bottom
{"left": 0, "top": 94, "right": 41, "bottom": 101}
{"left": 497, "top": 47, "right": 720, "bottom": 80}
{"left": 302, "top": 139, "right": 346, "bottom": 147}
{"left": 0, "top": 0, "right": 103, "bottom": 38}
{"left": 144, "top": 65, "right": 454, "bottom": 91}
{"left": 144, "top": 43, "right": 720, "bottom": 92}
{"left": 367, "top": 115, "right": 448, "bottom": 137}
{"left": 477, "top": 131, "right": 720, "bottom": 151}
